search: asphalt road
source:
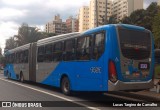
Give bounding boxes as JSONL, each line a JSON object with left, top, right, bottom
{"left": 0, "top": 71, "right": 160, "bottom": 110}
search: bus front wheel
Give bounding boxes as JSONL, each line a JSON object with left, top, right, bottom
{"left": 61, "top": 77, "right": 71, "bottom": 95}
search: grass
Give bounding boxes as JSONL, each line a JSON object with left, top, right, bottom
{"left": 155, "top": 65, "right": 160, "bottom": 78}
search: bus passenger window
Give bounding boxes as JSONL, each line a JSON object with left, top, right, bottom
{"left": 64, "top": 39, "right": 75, "bottom": 61}
{"left": 24, "top": 50, "right": 29, "bottom": 63}
{"left": 37, "top": 46, "right": 45, "bottom": 62}
{"left": 8, "top": 54, "right": 12, "bottom": 63}
{"left": 44, "top": 44, "right": 52, "bottom": 62}
{"left": 19, "top": 52, "right": 24, "bottom": 63}
{"left": 77, "top": 36, "right": 91, "bottom": 60}
{"left": 93, "top": 32, "right": 105, "bottom": 60}
{"left": 53, "top": 42, "right": 63, "bottom": 62}
{"left": 10, "top": 53, "right": 15, "bottom": 63}
{"left": 16, "top": 52, "right": 20, "bottom": 63}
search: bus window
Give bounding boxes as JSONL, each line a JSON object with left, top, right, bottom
{"left": 37, "top": 46, "right": 45, "bottom": 62}
{"left": 118, "top": 28, "right": 151, "bottom": 60}
{"left": 77, "top": 36, "right": 91, "bottom": 60}
{"left": 19, "top": 51, "right": 24, "bottom": 63}
{"left": 93, "top": 32, "right": 105, "bottom": 60}
{"left": 8, "top": 54, "right": 12, "bottom": 63}
{"left": 44, "top": 44, "right": 52, "bottom": 62}
{"left": 64, "top": 39, "right": 75, "bottom": 61}
{"left": 53, "top": 42, "right": 63, "bottom": 61}
{"left": 10, "top": 53, "right": 15, "bottom": 63}
{"left": 15, "top": 52, "right": 20, "bottom": 63}
{"left": 24, "top": 50, "right": 29, "bottom": 63}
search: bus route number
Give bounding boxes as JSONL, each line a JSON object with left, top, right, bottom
{"left": 90, "top": 67, "right": 101, "bottom": 73}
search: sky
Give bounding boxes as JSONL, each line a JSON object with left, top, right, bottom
{"left": 0, "top": 0, "right": 157, "bottom": 50}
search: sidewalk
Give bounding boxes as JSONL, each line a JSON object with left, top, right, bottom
{"left": 131, "top": 79, "right": 160, "bottom": 101}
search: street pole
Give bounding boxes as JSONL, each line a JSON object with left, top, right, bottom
{"left": 105, "top": 0, "right": 108, "bottom": 24}
{"left": 96, "top": 0, "right": 98, "bottom": 27}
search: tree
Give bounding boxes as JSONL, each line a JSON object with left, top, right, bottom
{"left": 41, "top": 32, "right": 56, "bottom": 38}
{"left": 15, "top": 23, "right": 44, "bottom": 46}
{"left": 121, "top": 2, "right": 159, "bottom": 31}
{"left": 5, "top": 37, "right": 17, "bottom": 50}
{"left": 46, "top": 32, "right": 57, "bottom": 38}
{"left": 108, "top": 15, "right": 117, "bottom": 24}
{"left": 0, "top": 55, "right": 5, "bottom": 67}
{"left": 152, "top": 11, "right": 160, "bottom": 49}
{"left": 144, "top": 2, "right": 159, "bottom": 31}
{"left": 121, "top": 9, "right": 146, "bottom": 25}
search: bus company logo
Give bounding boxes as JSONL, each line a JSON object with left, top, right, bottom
{"left": 2, "top": 102, "right": 11, "bottom": 107}
{"left": 1, "top": 102, "right": 42, "bottom": 108}
{"left": 90, "top": 67, "right": 101, "bottom": 73}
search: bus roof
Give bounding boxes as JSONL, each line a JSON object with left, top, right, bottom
{"left": 37, "top": 32, "right": 80, "bottom": 46}
{"left": 82, "top": 24, "right": 146, "bottom": 35}
{"left": 5, "top": 43, "right": 31, "bottom": 55}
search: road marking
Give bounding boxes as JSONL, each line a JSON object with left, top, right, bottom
{"left": 0, "top": 77, "right": 100, "bottom": 110}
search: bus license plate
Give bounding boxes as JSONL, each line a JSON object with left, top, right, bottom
{"left": 133, "top": 72, "right": 140, "bottom": 77}
{"left": 138, "top": 63, "right": 149, "bottom": 70}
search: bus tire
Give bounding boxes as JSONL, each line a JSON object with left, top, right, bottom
{"left": 20, "top": 73, "right": 24, "bottom": 83}
{"left": 61, "top": 77, "right": 71, "bottom": 95}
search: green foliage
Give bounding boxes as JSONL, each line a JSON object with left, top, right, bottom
{"left": 47, "top": 33, "right": 57, "bottom": 37}
{"left": 15, "top": 23, "right": 44, "bottom": 46}
{"left": 108, "top": 15, "right": 117, "bottom": 24}
{"left": 5, "top": 23, "right": 46, "bottom": 50}
{"left": 41, "top": 32, "right": 56, "bottom": 38}
{"left": 121, "top": 2, "right": 159, "bottom": 31}
{"left": 121, "top": 9, "right": 146, "bottom": 25}
{"left": 0, "top": 55, "right": 5, "bottom": 67}
{"left": 121, "top": 2, "right": 160, "bottom": 48}
{"left": 155, "top": 65, "right": 160, "bottom": 78}
{"left": 5, "top": 37, "right": 17, "bottom": 50}
{"left": 152, "top": 11, "right": 160, "bottom": 49}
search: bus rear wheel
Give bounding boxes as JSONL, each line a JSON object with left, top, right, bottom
{"left": 61, "top": 77, "right": 71, "bottom": 95}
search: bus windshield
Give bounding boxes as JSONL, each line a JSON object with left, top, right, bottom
{"left": 118, "top": 27, "right": 151, "bottom": 60}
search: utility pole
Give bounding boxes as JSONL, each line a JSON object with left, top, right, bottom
{"left": 105, "top": 0, "right": 108, "bottom": 24}
{"left": 96, "top": 0, "right": 98, "bottom": 27}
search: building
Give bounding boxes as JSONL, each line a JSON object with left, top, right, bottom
{"left": 45, "top": 14, "right": 67, "bottom": 35}
{"left": 78, "top": 0, "right": 112, "bottom": 32}
{"left": 89, "top": 0, "right": 112, "bottom": 29}
{"left": 78, "top": 0, "right": 143, "bottom": 32}
{"left": 112, "top": 0, "right": 143, "bottom": 21}
{"left": 158, "top": 0, "right": 160, "bottom": 6}
{"left": 66, "top": 16, "right": 79, "bottom": 33}
{"left": 78, "top": 6, "right": 90, "bottom": 32}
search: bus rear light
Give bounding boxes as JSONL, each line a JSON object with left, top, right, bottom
{"left": 109, "top": 60, "right": 118, "bottom": 83}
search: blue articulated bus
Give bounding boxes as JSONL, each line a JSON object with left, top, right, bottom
{"left": 4, "top": 24, "right": 154, "bottom": 95}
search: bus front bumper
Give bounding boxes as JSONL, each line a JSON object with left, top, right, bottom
{"left": 108, "top": 80, "right": 154, "bottom": 91}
